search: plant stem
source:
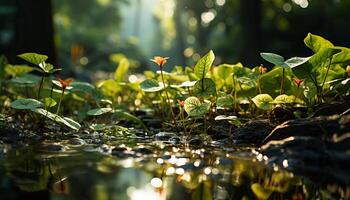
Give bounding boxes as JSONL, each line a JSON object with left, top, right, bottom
{"left": 38, "top": 75, "right": 45, "bottom": 99}
{"left": 56, "top": 89, "right": 65, "bottom": 115}
{"left": 257, "top": 75, "right": 262, "bottom": 94}
{"left": 320, "top": 57, "right": 333, "bottom": 95}
{"left": 160, "top": 69, "right": 175, "bottom": 122}
{"left": 280, "top": 68, "right": 285, "bottom": 95}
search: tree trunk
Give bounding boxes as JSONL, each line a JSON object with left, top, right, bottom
{"left": 239, "top": 0, "right": 261, "bottom": 67}
{"left": 13, "top": 0, "right": 56, "bottom": 64}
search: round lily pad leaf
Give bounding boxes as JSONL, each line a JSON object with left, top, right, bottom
{"left": 252, "top": 94, "right": 273, "bottom": 110}
{"left": 216, "top": 94, "right": 233, "bottom": 108}
{"left": 184, "top": 96, "right": 210, "bottom": 117}
{"left": 87, "top": 108, "right": 113, "bottom": 116}
{"left": 11, "top": 98, "right": 43, "bottom": 110}
{"left": 193, "top": 78, "right": 216, "bottom": 97}
{"left": 140, "top": 79, "right": 164, "bottom": 92}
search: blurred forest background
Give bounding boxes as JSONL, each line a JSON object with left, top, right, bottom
{"left": 0, "top": 0, "right": 349, "bottom": 77}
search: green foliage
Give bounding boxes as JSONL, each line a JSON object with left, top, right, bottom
{"left": 18, "top": 53, "right": 48, "bottom": 66}
{"left": 252, "top": 94, "right": 273, "bottom": 110}
{"left": 261, "top": 53, "right": 311, "bottom": 68}
{"left": 42, "top": 97, "right": 57, "bottom": 108}
{"left": 193, "top": 78, "right": 216, "bottom": 97}
{"left": 87, "top": 108, "right": 113, "bottom": 116}
{"left": 194, "top": 50, "right": 215, "bottom": 79}
{"left": 114, "top": 58, "right": 130, "bottom": 82}
{"left": 140, "top": 79, "right": 164, "bottom": 92}
{"left": 184, "top": 97, "right": 210, "bottom": 117}
{"left": 11, "top": 98, "right": 43, "bottom": 110}
{"left": 33, "top": 108, "right": 81, "bottom": 131}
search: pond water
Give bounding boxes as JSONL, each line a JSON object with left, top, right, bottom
{"left": 0, "top": 138, "right": 340, "bottom": 200}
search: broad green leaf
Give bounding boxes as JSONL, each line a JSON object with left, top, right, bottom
{"left": 215, "top": 115, "right": 241, "bottom": 126}
{"left": 98, "top": 79, "right": 121, "bottom": 96}
{"left": 87, "top": 108, "right": 113, "bottom": 116}
{"left": 216, "top": 64, "right": 234, "bottom": 79}
{"left": 260, "top": 53, "right": 285, "bottom": 66}
{"left": 32, "top": 108, "right": 80, "bottom": 130}
{"left": 304, "top": 33, "right": 333, "bottom": 53}
{"left": 184, "top": 97, "right": 210, "bottom": 117}
{"left": 194, "top": 50, "right": 215, "bottom": 79}
{"left": 5, "top": 64, "right": 34, "bottom": 77}
{"left": 214, "top": 115, "right": 237, "bottom": 121}
{"left": 140, "top": 79, "right": 164, "bottom": 92}
{"left": 216, "top": 94, "right": 233, "bottom": 108}
{"left": 193, "top": 78, "right": 216, "bottom": 97}
{"left": 284, "top": 56, "right": 312, "bottom": 68}
{"left": 171, "top": 81, "right": 197, "bottom": 88}
{"left": 62, "top": 117, "right": 81, "bottom": 130}
{"left": 273, "top": 94, "right": 297, "bottom": 104}
{"left": 18, "top": 53, "right": 48, "bottom": 66}
{"left": 90, "top": 124, "right": 113, "bottom": 131}
{"left": 11, "top": 98, "right": 43, "bottom": 110}
{"left": 71, "top": 81, "right": 96, "bottom": 93}
{"left": 252, "top": 94, "right": 273, "bottom": 110}
{"left": 236, "top": 76, "right": 256, "bottom": 87}
{"left": 41, "top": 97, "right": 57, "bottom": 107}
{"left": 251, "top": 183, "right": 272, "bottom": 200}
{"left": 11, "top": 74, "right": 41, "bottom": 85}
{"left": 114, "top": 58, "right": 130, "bottom": 82}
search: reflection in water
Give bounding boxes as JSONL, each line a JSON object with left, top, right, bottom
{"left": 0, "top": 142, "right": 347, "bottom": 200}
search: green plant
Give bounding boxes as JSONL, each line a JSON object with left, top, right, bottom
{"left": 18, "top": 53, "right": 62, "bottom": 99}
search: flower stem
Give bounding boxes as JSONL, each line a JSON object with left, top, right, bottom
{"left": 280, "top": 68, "right": 285, "bottom": 95}
{"left": 56, "top": 89, "right": 65, "bottom": 115}
{"left": 38, "top": 75, "right": 45, "bottom": 99}
{"left": 160, "top": 69, "right": 175, "bottom": 123}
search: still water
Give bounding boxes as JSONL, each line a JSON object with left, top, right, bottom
{"left": 0, "top": 139, "right": 342, "bottom": 200}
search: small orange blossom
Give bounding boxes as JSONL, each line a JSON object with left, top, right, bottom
{"left": 346, "top": 65, "right": 350, "bottom": 74}
{"left": 177, "top": 99, "right": 184, "bottom": 107}
{"left": 293, "top": 78, "right": 304, "bottom": 87}
{"left": 259, "top": 65, "right": 267, "bottom": 75}
{"left": 150, "top": 56, "right": 169, "bottom": 68}
{"left": 58, "top": 78, "right": 73, "bottom": 90}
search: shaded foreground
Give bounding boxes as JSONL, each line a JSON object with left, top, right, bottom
{"left": 0, "top": 126, "right": 349, "bottom": 200}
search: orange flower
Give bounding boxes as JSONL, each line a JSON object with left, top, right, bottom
{"left": 259, "top": 65, "right": 267, "bottom": 75}
{"left": 150, "top": 56, "right": 169, "bottom": 68}
{"left": 346, "top": 65, "right": 350, "bottom": 74}
{"left": 177, "top": 99, "right": 184, "bottom": 107}
{"left": 293, "top": 78, "right": 304, "bottom": 87}
{"left": 58, "top": 78, "right": 73, "bottom": 90}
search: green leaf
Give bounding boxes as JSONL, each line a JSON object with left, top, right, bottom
{"left": 260, "top": 53, "right": 285, "bottom": 66}
{"left": 41, "top": 97, "right": 57, "bottom": 107}
{"left": 194, "top": 50, "right": 215, "bottom": 79}
{"left": 284, "top": 56, "right": 311, "bottom": 68}
{"left": 87, "top": 108, "right": 113, "bottom": 116}
{"left": 71, "top": 81, "right": 96, "bottom": 93}
{"left": 252, "top": 94, "right": 273, "bottom": 110}
{"left": 193, "top": 78, "right": 216, "bottom": 97}
{"left": 11, "top": 74, "right": 41, "bottom": 85}
{"left": 114, "top": 58, "right": 130, "bottom": 82}
{"left": 216, "top": 94, "right": 233, "bottom": 108}
{"left": 304, "top": 33, "right": 334, "bottom": 53}
{"left": 62, "top": 117, "right": 81, "bottom": 130}
{"left": 184, "top": 97, "right": 210, "bottom": 117}
{"left": 215, "top": 115, "right": 241, "bottom": 126}
{"left": 171, "top": 81, "right": 197, "bottom": 88}
{"left": 140, "top": 79, "right": 164, "bottom": 92}
{"left": 32, "top": 108, "right": 80, "bottom": 130}
{"left": 11, "top": 98, "right": 43, "bottom": 110}
{"left": 251, "top": 183, "right": 272, "bottom": 200}
{"left": 18, "top": 53, "right": 48, "bottom": 66}
{"left": 273, "top": 94, "right": 297, "bottom": 104}
{"left": 216, "top": 64, "right": 234, "bottom": 79}
{"left": 5, "top": 64, "right": 34, "bottom": 77}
